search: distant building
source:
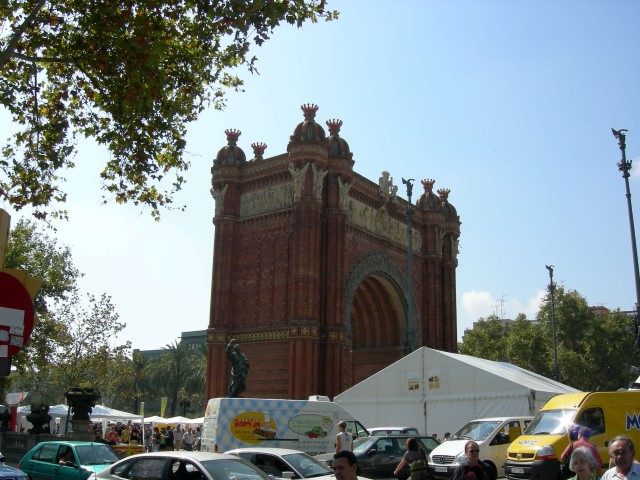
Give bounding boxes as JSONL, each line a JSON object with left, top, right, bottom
{"left": 134, "top": 330, "right": 206, "bottom": 360}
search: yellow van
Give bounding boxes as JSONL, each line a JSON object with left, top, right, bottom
{"left": 504, "top": 391, "right": 640, "bottom": 479}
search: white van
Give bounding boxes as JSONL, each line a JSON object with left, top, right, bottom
{"left": 428, "top": 416, "right": 531, "bottom": 479}
{"left": 201, "top": 397, "right": 368, "bottom": 456}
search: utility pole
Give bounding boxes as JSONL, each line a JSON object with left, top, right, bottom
{"left": 546, "top": 265, "right": 559, "bottom": 381}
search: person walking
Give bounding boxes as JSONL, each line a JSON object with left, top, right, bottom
{"left": 601, "top": 436, "right": 640, "bottom": 480}
{"left": 561, "top": 427, "right": 603, "bottom": 478}
{"left": 393, "top": 437, "right": 433, "bottom": 479}
{"left": 568, "top": 446, "right": 599, "bottom": 480}
{"left": 183, "top": 427, "right": 194, "bottom": 451}
{"left": 333, "top": 450, "right": 359, "bottom": 480}
{"left": 451, "top": 441, "right": 495, "bottom": 480}
{"left": 336, "top": 421, "right": 353, "bottom": 452}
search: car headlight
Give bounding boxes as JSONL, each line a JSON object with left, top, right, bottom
{"left": 534, "top": 445, "right": 557, "bottom": 460}
{"left": 454, "top": 452, "right": 467, "bottom": 465}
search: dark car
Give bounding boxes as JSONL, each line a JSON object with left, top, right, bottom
{"left": 315, "top": 435, "right": 440, "bottom": 479}
{"left": 0, "top": 453, "right": 28, "bottom": 480}
{"left": 19, "top": 441, "right": 120, "bottom": 480}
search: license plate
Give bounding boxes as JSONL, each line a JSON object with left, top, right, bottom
{"left": 511, "top": 467, "right": 524, "bottom": 474}
{"left": 435, "top": 467, "right": 447, "bottom": 473}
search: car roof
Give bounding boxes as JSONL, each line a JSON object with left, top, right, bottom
{"left": 225, "top": 447, "right": 307, "bottom": 455}
{"left": 35, "top": 441, "right": 108, "bottom": 446}
{"left": 116, "top": 452, "right": 239, "bottom": 461}
{"left": 369, "top": 427, "right": 418, "bottom": 430}
{"left": 467, "top": 417, "right": 532, "bottom": 421}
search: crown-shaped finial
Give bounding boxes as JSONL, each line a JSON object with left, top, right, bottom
{"left": 421, "top": 179, "right": 435, "bottom": 192}
{"left": 437, "top": 188, "right": 451, "bottom": 201}
{"left": 225, "top": 129, "right": 241, "bottom": 145}
{"left": 326, "top": 119, "right": 343, "bottom": 136}
{"left": 301, "top": 103, "right": 319, "bottom": 120}
{"left": 251, "top": 142, "right": 267, "bottom": 160}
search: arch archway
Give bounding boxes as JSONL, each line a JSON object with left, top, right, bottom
{"left": 344, "top": 252, "right": 420, "bottom": 384}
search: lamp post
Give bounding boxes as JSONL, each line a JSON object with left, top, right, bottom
{"left": 546, "top": 265, "right": 559, "bottom": 381}
{"left": 402, "top": 177, "right": 415, "bottom": 355}
{"left": 612, "top": 128, "right": 640, "bottom": 349}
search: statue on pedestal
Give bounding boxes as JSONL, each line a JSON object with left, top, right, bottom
{"left": 226, "top": 339, "right": 249, "bottom": 398}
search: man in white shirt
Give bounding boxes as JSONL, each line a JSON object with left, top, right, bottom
{"left": 335, "top": 421, "right": 353, "bottom": 453}
{"left": 601, "top": 436, "right": 640, "bottom": 479}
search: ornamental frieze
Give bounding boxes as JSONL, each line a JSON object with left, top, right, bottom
{"left": 240, "top": 183, "right": 293, "bottom": 218}
{"left": 347, "top": 198, "right": 422, "bottom": 251}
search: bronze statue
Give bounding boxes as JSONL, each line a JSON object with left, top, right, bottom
{"left": 226, "top": 338, "right": 250, "bottom": 397}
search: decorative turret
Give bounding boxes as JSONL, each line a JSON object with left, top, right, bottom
{"left": 326, "top": 119, "right": 352, "bottom": 158}
{"left": 417, "top": 179, "right": 442, "bottom": 211}
{"left": 289, "top": 103, "right": 326, "bottom": 146}
{"left": 251, "top": 142, "right": 267, "bottom": 161}
{"left": 215, "top": 129, "right": 246, "bottom": 166}
{"left": 437, "top": 188, "right": 458, "bottom": 221}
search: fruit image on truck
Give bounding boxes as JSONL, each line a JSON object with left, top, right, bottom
{"left": 201, "top": 397, "right": 368, "bottom": 456}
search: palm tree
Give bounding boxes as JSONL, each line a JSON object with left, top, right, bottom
{"left": 144, "top": 340, "right": 205, "bottom": 416}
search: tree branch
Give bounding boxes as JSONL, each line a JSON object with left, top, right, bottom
{"left": 0, "top": 0, "right": 48, "bottom": 70}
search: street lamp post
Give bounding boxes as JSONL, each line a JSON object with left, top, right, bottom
{"left": 402, "top": 177, "right": 415, "bottom": 355}
{"left": 179, "top": 398, "right": 190, "bottom": 417}
{"left": 546, "top": 265, "right": 559, "bottom": 381}
{"left": 612, "top": 128, "right": 640, "bottom": 348}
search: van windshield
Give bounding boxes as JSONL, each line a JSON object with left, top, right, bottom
{"left": 525, "top": 408, "right": 576, "bottom": 435}
{"left": 451, "top": 421, "right": 500, "bottom": 442}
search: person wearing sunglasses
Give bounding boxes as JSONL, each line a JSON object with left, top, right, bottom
{"left": 451, "top": 441, "right": 494, "bottom": 480}
{"left": 601, "top": 436, "right": 640, "bottom": 480}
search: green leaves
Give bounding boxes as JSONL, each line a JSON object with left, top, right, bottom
{"left": 459, "top": 287, "right": 638, "bottom": 391}
{"left": 1, "top": 0, "right": 338, "bottom": 221}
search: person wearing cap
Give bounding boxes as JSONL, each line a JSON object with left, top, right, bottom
{"left": 561, "top": 427, "right": 603, "bottom": 478}
{"left": 336, "top": 421, "right": 353, "bottom": 452}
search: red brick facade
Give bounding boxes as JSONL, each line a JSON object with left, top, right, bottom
{"left": 206, "top": 105, "right": 460, "bottom": 400}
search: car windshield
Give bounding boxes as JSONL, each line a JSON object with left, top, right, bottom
{"left": 451, "top": 421, "right": 500, "bottom": 442}
{"left": 353, "top": 437, "right": 379, "bottom": 454}
{"left": 75, "top": 445, "right": 120, "bottom": 466}
{"left": 525, "top": 409, "right": 576, "bottom": 435}
{"left": 201, "top": 459, "right": 271, "bottom": 480}
{"left": 282, "top": 452, "right": 332, "bottom": 478}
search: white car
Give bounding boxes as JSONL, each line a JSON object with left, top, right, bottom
{"left": 95, "top": 451, "right": 271, "bottom": 480}
{"left": 225, "top": 447, "right": 335, "bottom": 480}
{"left": 428, "top": 416, "right": 532, "bottom": 479}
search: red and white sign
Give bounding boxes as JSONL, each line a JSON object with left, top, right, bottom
{"left": 0, "top": 272, "right": 35, "bottom": 358}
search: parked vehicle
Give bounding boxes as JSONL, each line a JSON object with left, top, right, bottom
{"left": 315, "top": 435, "right": 439, "bottom": 479}
{"left": 0, "top": 452, "right": 28, "bottom": 480}
{"left": 505, "top": 391, "right": 640, "bottom": 479}
{"left": 428, "top": 416, "right": 532, "bottom": 479}
{"left": 201, "top": 397, "right": 368, "bottom": 456}
{"left": 226, "top": 447, "right": 335, "bottom": 479}
{"left": 95, "top": 451, "right": 270, "bottom": 480}
{"left": 368, "top": 427, "right": 420, "bottom": 436}
{"left": 19, "top": 441, "right": 120, "bottom": 480}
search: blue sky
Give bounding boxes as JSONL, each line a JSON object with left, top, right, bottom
{"left": 3, "top": 0, "right": 640, "bottom": 351}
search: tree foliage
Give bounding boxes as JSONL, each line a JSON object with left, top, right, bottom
{"left": 1, "top": 0, "right": 338, "bottom": 220}
{"left": 143, "top": 340, "right": 205, "bottom": 416}
{"left": 5, "top": 219, "right": 133, "bottom": 406}
{"left": 458, "top": 286, "right": 637, "bottom": 391}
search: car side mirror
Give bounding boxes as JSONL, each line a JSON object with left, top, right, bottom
{"left": 369, "top": 449, "right": 377, "bottom": 455}
{"left": 281, "top": 472, "right": 294, "bottom": 479}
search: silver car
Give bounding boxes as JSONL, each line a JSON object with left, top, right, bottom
{"left": 226, "top": 447, "right": 335, "bottom": 479}
{"left": 96, "top": 451, "right": 271, "bottom": 480}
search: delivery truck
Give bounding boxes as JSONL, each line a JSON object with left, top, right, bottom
{"left": 504, "top": 390, "right": 640, "bottom": 479}
{"left": 201, "top": 397, "right": 369, "bottom": 456}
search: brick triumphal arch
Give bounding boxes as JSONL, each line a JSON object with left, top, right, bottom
{"left": 205, "top": 104, "right": 461, "bottom": 400}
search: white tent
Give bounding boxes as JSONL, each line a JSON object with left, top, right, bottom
{"left": 164, "top": 416, "right": 201, "bottom": 424}
{"left": 144, "top": 415, "right": 167, "bottom": 423}
{"left": 90, "top": 405, "right": 142, "bottom": 421}
{"left": 334, "top": 347, "right": 580, "bottom": 436}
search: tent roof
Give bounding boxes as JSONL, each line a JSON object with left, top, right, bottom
{"left": 335, "top": 347, "right": 579, "bottom": 401}
{"left": 90, "top": 404, "right": 142, "bottom": 421}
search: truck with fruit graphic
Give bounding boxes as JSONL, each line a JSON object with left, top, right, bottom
{"left": 201, "top": 397, "right": 369, "bottom": 456}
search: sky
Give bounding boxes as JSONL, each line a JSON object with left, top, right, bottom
{"left": 3, "top": 0, "right": 640, "bottom": 351}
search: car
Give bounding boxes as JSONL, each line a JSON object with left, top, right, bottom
{"left": 19, "top": 441, "right": 121, "bottom": 480}
{"left": 226, "top": 447, "right": 336, "bottom": 479}
{"left": 95, "top": 451, "right": 271, "bottom": 480}
{"left": 368, "top": 427, "right": 420, "bottom": 437}
{"left": 0, "top": 452, "right": 28, "bottom": 480}
{"left": 428, "top": 416, "right": 532, "bottom": 479}
{"left": 315, "top": 435, "right": 440, "bottom": 479}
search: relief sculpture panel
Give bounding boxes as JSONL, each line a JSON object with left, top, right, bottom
{"left": 240, "top": 183, "right": 293, "bottom": 218}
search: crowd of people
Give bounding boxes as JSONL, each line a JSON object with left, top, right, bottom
{"left": 91, "top": 422, "right": 202, "bottom": 451}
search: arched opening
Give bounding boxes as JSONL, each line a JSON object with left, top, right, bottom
{"left": 350, "top": 274, "right": 406, "bottom": 385}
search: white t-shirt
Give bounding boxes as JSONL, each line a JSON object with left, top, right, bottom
{"left": 337, "top": 431, "right": 353, "bottom": 451}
